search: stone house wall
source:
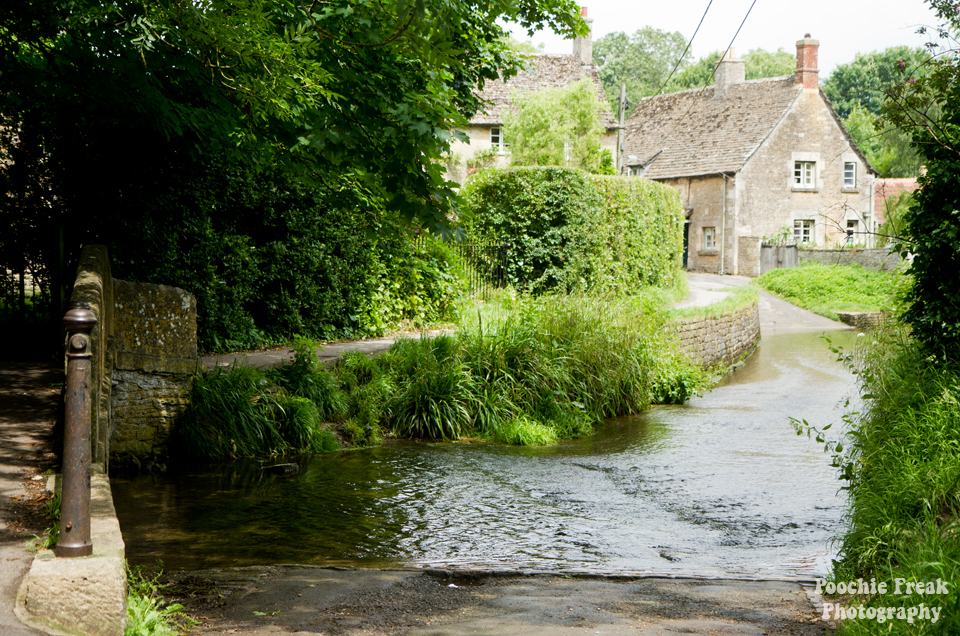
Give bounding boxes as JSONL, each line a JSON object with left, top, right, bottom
{"left": 736, "top": 88, "right": 875, "bottom": 260}
{"left": 662, "top": 175, "right": 736, "bottom": 274}
{"left": 672, "top": 300, "right": 761, "bottom": 370}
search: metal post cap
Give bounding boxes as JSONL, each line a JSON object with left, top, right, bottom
{"left": 63, "top": 306, "right": 97, "bottom": 332}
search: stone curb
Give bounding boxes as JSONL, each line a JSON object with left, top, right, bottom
{"left": 15, "top": 474, "right": 126, "bottom": 636}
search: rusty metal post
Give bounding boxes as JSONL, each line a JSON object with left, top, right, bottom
{"left": 57, "top": 303, "right": 96, "bottom": 558}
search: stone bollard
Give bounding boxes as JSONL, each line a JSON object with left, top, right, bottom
{"left": 57, "top": 303, "right": 97, "bottom": 557}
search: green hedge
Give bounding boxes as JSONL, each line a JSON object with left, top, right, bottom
{"left": 459, "top": 167, "right": 684, "bottom": 293}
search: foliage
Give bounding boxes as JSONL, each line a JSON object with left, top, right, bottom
{"left": 883, "top": 0, "right": 960, "bottom": 358}
{"left": 126, "top": 564, "right": 191, "bottom": 636}
{"left": 753, "top": 262, "right": 910, "bottom": 320}
{"left": 503, "top": 79, "right": 608, "bottom": 172}
{"left": 178, "top": 363, "right": 340, "bottom": 460}
{"left": 875, "top": 190, "right": 915, "bottom": 248}
{"left": 823, "top": 46, "right": 932, "bottom": 118}
{"left": 459, "top": 167, "right": 685, "bottom": 294}
{"left": 663, "top": 48, "right": 795, "bottom": 93}
{"left": 761, "top": 226, "right": 794, "bottom": 246}
{"left": 592, "top": 27, "right": 689, "bottom": 113}
{"left": 824, "top": 329, "right": 960, "bottom": 635}
{"left": 0, "top": 0, "right": 584, "bottom": 350}
{"left": 179, "top": 291, "right": 706, "bottom": 453}
{"left": 843, "top": 104, "right": 923, "bottom": 178}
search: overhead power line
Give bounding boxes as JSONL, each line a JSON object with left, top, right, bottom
{"left": 655, "top": 0, "right": 714, "bottom": 96}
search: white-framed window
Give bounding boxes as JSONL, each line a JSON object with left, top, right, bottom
{"left": 703, "top": 227, "right": 717, "bottom": 250}
{"left": 794, "top": 161, "right": 816, "bottom": 188}
{"left": 843, "top": 162, "right": 857, "bottom": 189}
{"left": 490, "top": 127, "right": 509, "bottom": 155}
{"left": 794, "top": 219, "right": 815, "bottom": 244}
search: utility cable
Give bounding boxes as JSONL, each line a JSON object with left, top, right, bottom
{"left": 655, "top": 0, "right": 714, "bottom": 96}
{"left": 646, "top": 0, "right": 758, "bottom": 156}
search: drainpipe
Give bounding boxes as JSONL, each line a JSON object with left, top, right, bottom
{"left": 719, "top": 173, "right": 728, "bottom": 275}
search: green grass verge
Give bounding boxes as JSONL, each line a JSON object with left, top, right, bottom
{"left": 178, "top": 292, "right": 707, "bottom": 456}
{"left": 670, "top": 285, "right": 758, "bottom": 320}
{"left": 813, "top": 327, "right": 960, "bottom": 634}
{"left": 752, "top": 262, "right": 910, "bottom": 321}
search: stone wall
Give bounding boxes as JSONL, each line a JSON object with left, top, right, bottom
{"left": 672, "top": 300, "right": 761, "bottom": 370}
{"left": 67, "top": 245, "right": 114, "bottom": 472}
{"left": 737, "top": 236, "right": 762, "bottom": 277}
{"left": 110, "top": 279, "right": 198, "bottom": 460}
{"left": 798, "top": 247, "right": 904, "bottom": 272}
{"left": 65, "top": 246, "right": 198, "bottom": 464}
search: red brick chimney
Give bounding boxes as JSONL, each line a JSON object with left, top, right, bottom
{"left": 795, "top": 34, "right": 819, "bottom": 89}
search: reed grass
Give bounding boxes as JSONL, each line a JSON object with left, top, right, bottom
{"left": 826, "top": 325, "right": 960, "bottom": 634}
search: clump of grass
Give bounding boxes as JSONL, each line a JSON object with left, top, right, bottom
{"left": 753, "top": 262, "right": 909, "bottom": 320}
{"left": 126, "top": 564, "right": 193, "bottom": 636}
{"left": 823, "top": 325, "right": 960, "bottom": 634}
{"left": 179, "top": 291, "right": 707, "bottom": 455}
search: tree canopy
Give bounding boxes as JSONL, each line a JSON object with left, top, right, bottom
{"left": 883, "top": 0, "right": 960, "bottom": 356}
{"left": 663, "top": 48, "right": 795, "bottom": 93}
{"left": 592, "top": 27, "right": 688, "bottom": 113}
{"left": 823, "top": 46, "right": 932, "bottom": 118}
{"left": 503, "top": 79, "right": 612, "bottom": 173}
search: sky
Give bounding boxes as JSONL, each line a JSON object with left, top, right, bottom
{"left": 513, "top": 0, "right": 940, "bottom": 78}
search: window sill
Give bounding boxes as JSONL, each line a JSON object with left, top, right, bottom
{"left": 792, "top": 187, "right": 819, "bottom": 193}
{"left": 842, "top": 188, "right": 860, "bottom": 194}
{"left": 698, "top": 249, "right": 719, "bottom": 256}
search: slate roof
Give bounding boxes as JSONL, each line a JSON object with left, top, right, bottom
{"left": 622, "top": 76, "right": 803, "bottom": 180}
{"left": 469, "top": 54, "right": 617, "bottom": 129}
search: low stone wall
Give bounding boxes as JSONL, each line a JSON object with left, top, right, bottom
{"left": 837, "top": 311, "right": 887, "bottom": 331}
{"left": 67, "top": 245, "right": 114, "bottom": 472}
{"left": 798, "top": 248, "right": 904, "bottom": 271}
{"left": 673, "top": 300, "right": 761, "bottom": 370}
{"left": 110, "top": 280, "right": 197, "bottom": 461}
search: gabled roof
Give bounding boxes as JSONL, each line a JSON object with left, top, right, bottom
{"left": 623, "top": 76, "right": 803, "bottom": 180}
{"left": 469, "top": 54, "right": 617, "bottom": 129}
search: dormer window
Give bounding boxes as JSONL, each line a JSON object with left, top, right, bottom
{"left": 490, "top": 127, "right": 509, "bottom": 155}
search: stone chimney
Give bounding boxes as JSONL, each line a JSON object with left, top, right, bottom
{"left": 573, "top": 7, "right": 593, "bottom": 65}
{"left": 795, "top": 34, "right": 819, "bottom": 89}
{"left": 713, "top": 48, "right": 745, "bottom": 99}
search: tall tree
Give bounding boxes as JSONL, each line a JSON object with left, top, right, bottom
{"left": 843, "top": 104, "right": 923, "bottom": 177}
{"left": 823, "top": 46, "right": 932, "bottom": 118}
{"left": 592, "top": 27, "right": 688, "bottom": 113}
{"left": 664, "top": 48, "right": 795, "bottom": 93}
{"left": 0, "top": 0, "right": 585, "bottom": 341}
{"left": 883, "top": 0, "right": 960, "bottom": 356}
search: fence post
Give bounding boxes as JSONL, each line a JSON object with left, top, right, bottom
{"left": 57, "top": 303, "right": 96, "bottom": 557}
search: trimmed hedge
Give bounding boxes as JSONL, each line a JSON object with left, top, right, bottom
{"left": 459, "top": 167, "right": 684, "bottom": 293}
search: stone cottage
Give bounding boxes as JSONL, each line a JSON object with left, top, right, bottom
{"left": 622, "top": 35, "right": 878, "bottom": 276}
{"left": 447, "top": 8, "right": 618, "bottom": 182}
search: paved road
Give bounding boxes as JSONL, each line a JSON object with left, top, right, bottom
{"left": 0, "top": 361, "right": 60, "bottom": 636}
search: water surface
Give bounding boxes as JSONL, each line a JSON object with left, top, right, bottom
{"left": 112, "top": 330, "right": 858, "bottom": 577}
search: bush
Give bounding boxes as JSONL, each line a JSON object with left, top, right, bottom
{"left": 459, "top": 167, "right": 685, "bottom": 294}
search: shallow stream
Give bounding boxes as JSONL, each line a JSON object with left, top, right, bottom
{"left": 112, "top": 329, "right": 859, "bottom": 577}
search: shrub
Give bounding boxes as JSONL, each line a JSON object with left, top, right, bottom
{"left": 459, "top": 167, "right": 685, "bottom": 294}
